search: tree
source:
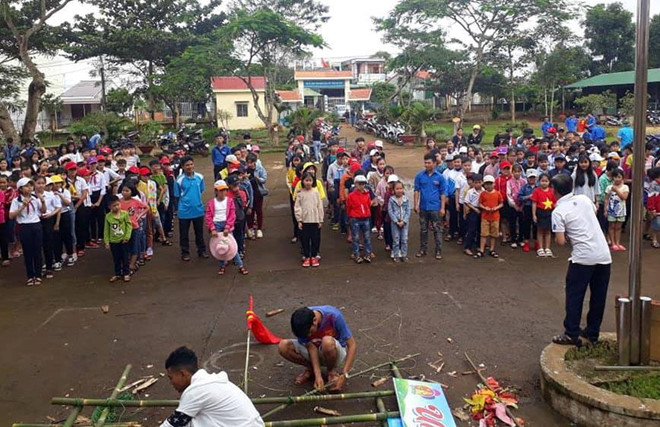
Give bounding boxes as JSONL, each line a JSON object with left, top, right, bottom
{"left": 650, "top": 15, "right": 660, "bottom": 69}
{"left": 0, "top": 64, "right": 27, "bottom": 140}
{"left": 583, "top": 2, "right": 635, "bottom": 74}
{"left": 66, "top": 0, "right": 225, "bottom": 119}
{"left": 370, "top": 82, "right": 397, "bottom": 107}
{"left": 619, "top": 91, "right": 649, "bottom": 118}
{"left": 401, "top": 101, "right": 437, "bottom": 138}
{"left": 574, "top": 91, "right": 617, "bottom": 116}
{"left": 382, "top": 0, "right": 571, "bottom": 125}
{"left": 1, "top": 0, "right": 73, "bottom": 141}
{"left": 217, "top": 109, "right": 233, "bottom": 129}
{"left": 288, "top": 106, "right": 320, "bottom": 140}
{"left": 40, "top": 93, "right": 61, "bottom": 131}
{"left": 106, "top": 88, "right": 134, "bottom": 115}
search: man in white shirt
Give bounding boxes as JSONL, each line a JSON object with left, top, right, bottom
{"left": 161, "top": 346, "right": 264, "bottom": 427}
{"left": 551, "top": 175, "right": 612, "bottom": 347}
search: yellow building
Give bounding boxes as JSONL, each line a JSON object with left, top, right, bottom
{"left": 211, "top": 76, "right": 267, "bottom": 129}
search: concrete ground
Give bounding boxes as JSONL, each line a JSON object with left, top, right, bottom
{"left": 2, "top": 127, "right": 660, "bottom": 426}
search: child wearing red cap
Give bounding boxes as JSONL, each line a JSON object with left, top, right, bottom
{"left": 73, "top": 167, "right": 93, "bottom": 256}
{"left": 494, "top": 161, "right": 512, "bottom": 243}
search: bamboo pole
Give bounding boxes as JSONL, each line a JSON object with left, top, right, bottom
{"left": 244, "top": 328, "right": 251, "bottom": 394}
{"left": 390, "top": 362, "right": 402, "bottom": 379}
{"left": 261, "top": 353, "right": 419, "bottom": 420}
{"left": 14, "top": 424, "right": 141, "bottom": 427}
{"left": 62, "top": 406, "right": 82, "bottom": 427}
{"left": 464, "top": 352, "right": 521, "bottom": 427}
{"left": 96, "top": 364, "right": 132, "bottom": 427}
{"left": 52, "top": 390, "right": 396, "bottom": 408}
{"left": 375, "top": 398, "right": 388, "bottom": 427}
{"left": 263, "top": 411, "right": 400, "bottom": 427}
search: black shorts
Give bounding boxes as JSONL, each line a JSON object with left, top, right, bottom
{"left": 537, "top": 209, "right": 552, "bottom": 230}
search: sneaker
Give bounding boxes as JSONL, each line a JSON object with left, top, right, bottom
{"left": 247, "top": 229, "right": 255, "bottom": 240}
{"left": 67, "top": 258, "right": 75, "bottom": 267}
{"left": 545, "top": 248, "right": 554, "bottom": 257}
{"left": 537, "top": 248, "right": 546, "bottom": 257}
{"left": 392, "top": 257, "right": 400, "bottom": 263}
{"left": 400, "top": 257, "right": 408, "bottom": 262}
{"left": 1, "top": 260, "right": 9, "bottom": 267}
{"left": 53, "top": 262, "right": 62, "bottom": 271}
{"left": 302, "top": 258, "right": 311, "bottom": 268}
{"left": 290, "top": 236, "right": 298, "bottom": 244}
{"left": 146, "top": 247, "right": 154, "bottom": 257}
{"left": 331, "top": 223, "right": 340, "bottom": 231}
{"left": 435, "top": 252, "right": 443, "bottom": 260}
{"left": 522, "top": 242, "right": 530, "bottom": 252}
{"left": 256, "top": 229, "right": 263, "bottom": 239}
{"left": 71, "top": 253, "right": 78, "bottom": 262}
{"left": 354, "top": 256, "right": 363, "bottom": 264}
{"left": 510, "top": 242, "right": 518, "bottom": 249}
{"left": 311, "top": 258, "right": 319, "bottom": 267}
{"left": 363, "top": 255, "right": 372, "bottom": 263}
{"left": 371, "top": 227, "right": 377, "bottom": 233}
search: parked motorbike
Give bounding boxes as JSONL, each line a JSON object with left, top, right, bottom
{"left": 647, "top": 110, "right": 660, "bottom": 126}
{"left": 605, "top": 113, "right": 625, "bottom": 127}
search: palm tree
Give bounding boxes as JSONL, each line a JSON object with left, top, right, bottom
{"left": 402, "top": 101, "right": 436, "bottom": 139}
{"left": 289, "top": 107, "right": 321, "bottom": 140}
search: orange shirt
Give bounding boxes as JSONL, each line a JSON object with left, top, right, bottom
{"left": 479, "top": 189, "right": 503, "bottom": 221}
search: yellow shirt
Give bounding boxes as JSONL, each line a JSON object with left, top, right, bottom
{"left": 293, "top": 179, "right": 326, "bottom": 200}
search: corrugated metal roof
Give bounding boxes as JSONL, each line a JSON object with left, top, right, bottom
{"left": 565, "top": 68, "right": 660, "bottom": 88}
{"left": 61, "top": 80, "right": 103, "bottom": 99}
{"left": 211, "top": 76, "right": 266, "bottom": 91}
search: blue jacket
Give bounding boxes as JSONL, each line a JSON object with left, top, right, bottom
{"left": 174, "top": 172, "right": 205, "bottom": 219}
{"left": 518, "top": 184, "right": 535, "bottom": 207}
{"left": 239, "top": 178, "right": 254, "bottom": 208}
{"left": 3, "top": 144, "right": 20, "bottom": 163}
{"left": 541, "top": 122, "right": 552, "bottom": 135}
{"left": 212, "top": 144, "right": 232, "bottom": 167}
{"left": 565, "top": 117, "right": 578, "bottom": 133}
{"left": 414, "top": 169, "right": 447, "bottom": 211}
{"left": 388, "top": 195, "right": 411, "bottom": 224}
{"left": 591, "top": 126, "right": 606, "bottom": 141}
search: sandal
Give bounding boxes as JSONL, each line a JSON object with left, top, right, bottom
{"left": 490, "top": 250, "right": 499, "bottom": 258}
{"left": 473, "top": 251, "right": 484, "bottom": 259}
{"left": 34, "top": 278, "right": 42, "bottom": 285}
{"left": 217, "top": 267, "right": 225, "bottom": 275}
{"left": 161, "top": 240, "right": 173, "bottom": 246}
{"left": 552, "top": 334, "right": 581, "bottom": 346}
{"left": 294, "top": 369, "right": 313, "bottom": 386}
{"left": 26, "top": 278, "right": 34, "bottom": 287}
{"left": 239, "top": 267, "right": 249, "bottom": 275}
{"left": 464, "top": 249, "right": 474, "bottom": 256}
{"left": 653, "top": 242, "right": 660, "bottom": 249}
{"left": 109, "top": 276, "right": 120, "bottom": 283}
{"left": 123, "top": 275, "right": 131, "bottom": 282}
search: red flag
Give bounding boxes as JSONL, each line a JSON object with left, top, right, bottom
{"left": 246, "top": 295, "right": 281, "bottom": 344}
{"left": 321, "top": 58, "right": 329, "bottom": 68}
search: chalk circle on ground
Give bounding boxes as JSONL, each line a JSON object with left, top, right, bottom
{"left": 203, "top": 342, "right": 265, "bottom": 373}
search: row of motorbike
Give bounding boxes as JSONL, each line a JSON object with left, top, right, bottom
{"left": 355, "top": 117, "right": 406, "bottom": 145}
{"left": 106, "top": 125, "right": 213, "bottom": 157}
{"left": 605, "top": 111, "right": 660, "bottom": 127}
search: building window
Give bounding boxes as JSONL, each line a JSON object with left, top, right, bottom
{"left": 236, "top": 102, "right": 248, "bottom": 117}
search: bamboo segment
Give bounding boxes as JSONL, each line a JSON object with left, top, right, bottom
{"left": 263, "top": 411, "right": 400, "bottom": 427}
{"left": 375, "top": 398, "right": 388, "bottom": 427}
{"left": 52, "top": 390, "right": 396, "bottom": 408}
{"left": 96, "top": 364, "right": 132, "bottom": 427}
{"left": 62, "top": 406, "right": 82, "bottom": 427}
{"left": 13, "top": 424, "right": 141, "bottom": 427}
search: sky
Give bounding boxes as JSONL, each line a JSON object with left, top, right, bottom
{"left": 24, "top": 0, "right": 660, "bottom": 94}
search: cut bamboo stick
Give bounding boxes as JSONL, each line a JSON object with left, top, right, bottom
{"left": 96, "top": 365, "right": 132, "bottom": 427}
{"left": 131, "top": 377, "right": 157, "bottom": 395}
{"left": 266, "top": 309, "right": 285, "bottom": 317}
{"left": 263, "top": 411, "right": 400, "bottom": 427}
{"left": 61, "top": 405, "right": 81, "bottom": 427}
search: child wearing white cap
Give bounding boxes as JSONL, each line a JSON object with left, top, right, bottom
{"left": 9, "top": 178, "right": 46, "bottom": 285}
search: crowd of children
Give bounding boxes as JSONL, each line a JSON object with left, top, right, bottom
{"left": 284, "top": 123, "right": 660, "bottom": 266}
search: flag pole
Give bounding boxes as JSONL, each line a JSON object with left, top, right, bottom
{"left": 244, "top": 328, "right": 251, "bottom": 394}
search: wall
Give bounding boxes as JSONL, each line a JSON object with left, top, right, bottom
{"left": 214, "top": 90, "right": 267, "bottom": 129}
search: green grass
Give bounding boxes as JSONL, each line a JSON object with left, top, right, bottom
{"left": 603, "top": 374, "right": 660, "bottom": 399}
{"left": 564, "top": 340, "right": 618, "bottom": 363}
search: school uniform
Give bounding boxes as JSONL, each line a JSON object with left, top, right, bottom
{"left": 40, "top": 191, "right": 62, "bottom": 271}
{"left": 54, "top": 188, "right": 74, "bottom": 261}
{"left": 88, "top": 171, "right": 108, "bottom": 241}
{"left": 74, "top": 177, "right": 92, "bottom": 251}
{"left": 10, "top": 194, "right": 44, "bottom": 280}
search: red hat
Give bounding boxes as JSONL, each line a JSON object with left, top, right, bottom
{"left": 500, "top": 161, "right": 512, "bottom": 169}
{"left": 64, "top": 161, "right": 77, "bottom": 171}
{"left": 336, "top": 147, "right": 346, "bottom": 154}
{"left": 160, "top": 156, "right": 170, "bottom": 165}
{"left": 128, "top": 166, "right": 140, "bottom": 174}
{"left": 367, "top": 142, "right": 375, "bottom": 149}
{"left": 76, "top": 167, "right": 91, "bottom": 177}
{"left": 349, "top": 157, "right": 359, "bottom": 165}
{"left": 100, "top": 147, "right": 112, "bottom": 155}
{"left": 350, "top": 163, "right": 362, "bottom": 174}
{"left": 547, "top": 127, "right": 557, "bottom": 134}
{"left": 296, "top": 135, "right": 305, "bottom": 142}
{"left": 490, "top": 150, "right": 499, "bottom": 158}
{"left": 96, "top": 155, "right": 106, "bottom": 162}
{"left": 139, "top": 167, "right": 152, "bottom": 176}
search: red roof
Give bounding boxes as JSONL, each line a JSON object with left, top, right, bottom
{"left": 211, "top": 76, "right": 266, "bottom": 91}
{"left": 276, "top": 90, "right": 303, "bottom": 102}
{"left": 348, "top": 88, "right": 372, "bottom": 101}
{"left": 295, "top": 70, "right": 352, "bottom": 79}
{"left": 415, "top": 71, "right": 431, "bottom": 80}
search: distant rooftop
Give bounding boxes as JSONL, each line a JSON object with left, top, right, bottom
{"left": 60, "top": 80, "right": 103, "bottom": 104}
{"left": 211, "top": 76, "right": 267, "bottom": 91}
{"left": 565, "top": 68, "right": 660, "bottom": 89}
{"left": 294, "top": 70, "right": 353, "bottom": 80}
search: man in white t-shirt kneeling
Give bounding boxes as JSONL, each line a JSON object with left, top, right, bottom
{"left": 160, "top": 346, "right": 264, "bottom": 427}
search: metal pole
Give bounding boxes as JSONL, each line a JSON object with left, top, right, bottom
{"left": 244, "top": 328, "right": 251, "bottom": 394}
{"left": 640, "top": 296, "right": 653, "bottom": 365}
{"left": 628, "top": 0, "right": 651, "bottom": 366}
{"left": 618, "top": 298, "right": 631, "bottom": 366}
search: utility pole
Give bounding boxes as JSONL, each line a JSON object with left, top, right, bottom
{"left": 100, "top": 56, "right": 107, "bottom": 111}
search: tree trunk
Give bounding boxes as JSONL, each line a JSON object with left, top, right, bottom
{"left": 148, "top": 61, "right": 155, "bottom": 120}
{"left": 550, "top": 86, "right": 555, "bottom": 123}
{"left": 511, "top": 86, "right": 516, "bottom": 124}
{"left": 21, "top": 78, "right": 47, "bottom": 142}
{"left": 460, "top": 47, "right": 484, "bottom": 128}
{"left": 0, "top": 103, "right": 19, "bottom": 141}
{"left": 174, "top": 104, "right": 181, "bottom": 128}
{"left": 544, "top": 88, "right": 548, "bottom": 117}
{"left": 50, "top": 113, "right": 57, "bottom": 132}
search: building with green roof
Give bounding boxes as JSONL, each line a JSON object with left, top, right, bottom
{"left": 565, "top": 68, "right": 660, "bottom": 107}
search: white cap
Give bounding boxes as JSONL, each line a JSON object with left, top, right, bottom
{"left": 17, "top": 177, "right": 31, "bottom": 189}
{"left": 374, "top": 140, "right": 384, "bottom": 148}
{"left": 45, "top": 177, "right": 54, "bottom": 186}
{"left": 369, "top": 149, "right": 379, "bottom": 156}
{"left": 526, "top": 169, "right": 539, "bottom": 178}
{"left": 354, "top": 175, "right": 368, "bottom": 183}
{"left": 483, "top": 175, "right": 495, "bottom": 183}
{"left": 608, "top": 152, "right": 621, "bottom": 159}
{"left": 458, "top": 146, "right": 468, "bottom": 154}
{"left": 387, "top": 174, "right": 399, "bottom": 183}
{"left": 445, "top": 154, "right": 455, "bottom": 161}
{"left": 225, "top": 154, "right": 240, "bottom": 164}
{"left": 589, "top": 153, "right": 603, "bottom": 162}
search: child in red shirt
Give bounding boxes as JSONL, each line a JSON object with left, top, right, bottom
{"left": 495, "top": 161, "right": 513, "bottom": 242}
{"left": 346, "top": 174, "right": 376, "bottom": 263}
{"left": 531, "top": 173, "right": 557, "bottom": 257}
{"left": 478, "top": 175, "right": 504, "bottom": 258}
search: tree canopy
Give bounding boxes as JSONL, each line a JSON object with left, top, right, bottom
{"left": 583, "top": 2, "right": 635, "bottom": 74}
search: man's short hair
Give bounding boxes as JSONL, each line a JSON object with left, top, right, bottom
{"left": 165, "top": 346, "right": 198, "bottom": 373}
{"left": 180, "top": 156, "right": 194, "bottom": 166}
{"left": 423, "top": 153, "right": 435, "bottom": 162}
{"left": 246, "top": 153, "right": 258, "bottom": 163}
{"left": 355, "top": 137, "right": 365, "bottom": 143}
{"left": 291, "top": 307, "right": 315, "bottom": 339}
{"left": 552, "top": 174, "right": 573, "bottom": 197}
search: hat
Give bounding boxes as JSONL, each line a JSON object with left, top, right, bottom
{"left": 367, "top": 142, "right": 376, "bottom": 149}
{"left": 354, "top": 175, "right": 368, "bottom": 183}
{"left": 608, "top": 152, "right": 621, "bottom": 160}
{"left": 387, "top": 174, "right": 399, "bottom": 183}
{"left": 64, "top": 161, "right": 77, "bottom": 171}
{"left": 483, "top": 175, "right": 495, "bottom": 183}
{"left": 336, "top": 147, "right": 346, "bottom": 154}
{"left": 251, "top": 145, "right": 261, "bottom": 152}
{"left": 526, "top": 169, "right": 539, "bottom": 178}
{"left": 296, "top": 135, "right": 305, "bottom": 142}
{"left": 374, "top": 140, "right": 384, "bottom": 148}
{"left": 96, "top": 155, "right": 106, "bottom": 162}
{"left": 17, "top": 177, "right": 32, "bottom": 189}
{"left": 500, "top": 161, "right": 512, "bottom": 169}
{"left": 445, "top": 154, "right": 455, "bottom": 161}
{"left": 554, "top": 154, "right": 566, "bottom": 161}
{"left": 547, "top": 127, "right": 557, "bottom": 134}
{"left": 214, "top": 179, "right": 228, "bottom": 190}
{"left": 139, "top": 167, "right": 151, "bottom": 176}
{"left": 128, "top": 166, "right": 140, "bottom": 174}
{"left": 87, "top": 157, "right": 98, "bottom": 164}
{"left": 49, "top": 175, "right": 64, "bottom": 184}
{"left": 473, "top": 124, "right": 481, "bottom": 130}
{"left": 490, "top": 150, "right": 499, "bottom": 158}
{"left": 349, "top": 163, "right": 362, "bottom": 174}
{"left": 77, "top": 167, "right": 91, "bottom": 177}
{"left": 225, "top": 154, "right": 240, "bottom": 165}
{"left": 302, "top": 162, "right": 316, "bottom": 172}
{"left": 226, "top": 175, "right": 240, "bottom": 186}
{"left": 160, "top": 156, "right": 171, "bottom": 165}
{"left": 589, "top": 153, "right": 604, "bottom": 162}
{"left": 369, "top": 149, "right": 379, "bottom": 156}
{"left": 100, "top": 147, "right": 112, "bottom": 155}
{"left": 458, "top": 146, "right": 468, "bottom": 154}
{"left": 497, "top": 147, "right": 508, "bottom": 155}
{"left": 209, "top": 233, "right": 238, "bottom": 262}
{"left": 45, "top": 177, "right": 54, "bottom": 186}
